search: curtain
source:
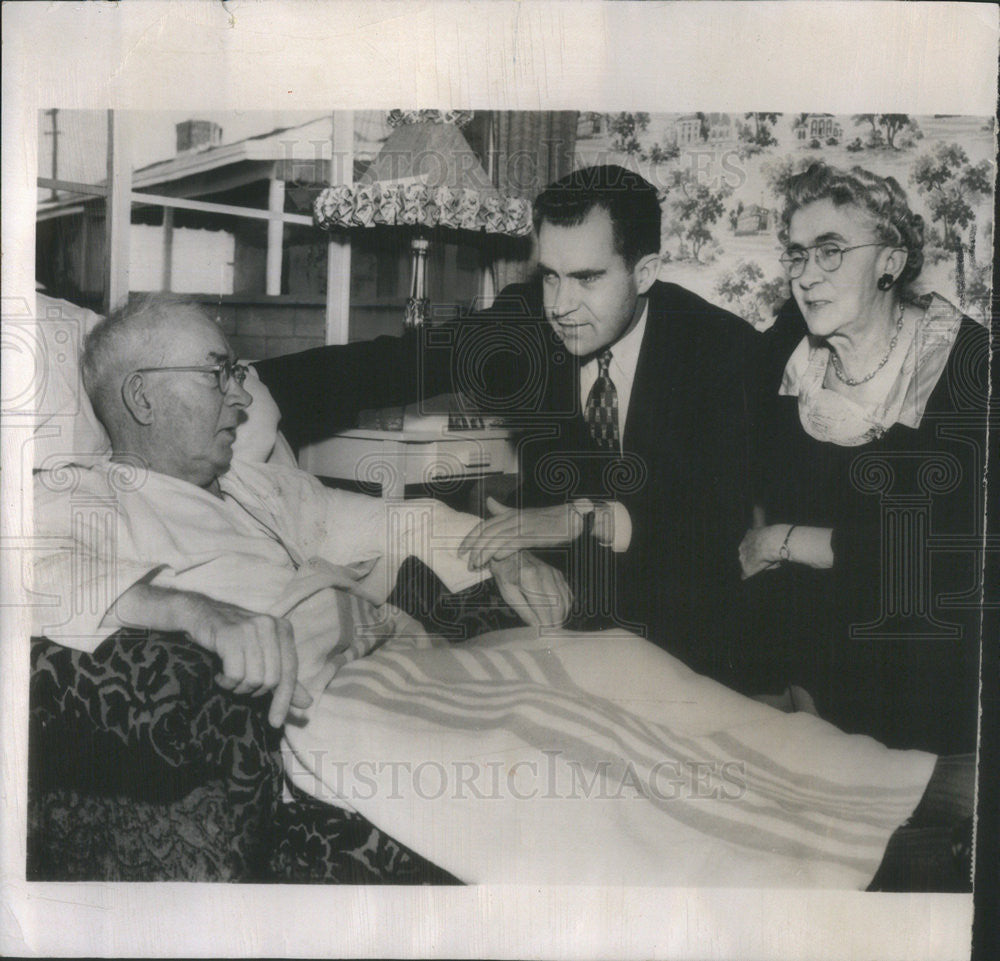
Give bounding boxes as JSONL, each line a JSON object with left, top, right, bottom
{"left": 487, "top": 111, "right": 578, "bottom": 295}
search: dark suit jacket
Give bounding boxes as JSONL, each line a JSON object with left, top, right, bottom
{"left": 744, "top": 297, "right": 986, "bottom": 753}
{"left": 255, "top": 279, "right": 761, "bottom": 680}
{"left": 452, "top": 280, "right": 760, "bottom": 675}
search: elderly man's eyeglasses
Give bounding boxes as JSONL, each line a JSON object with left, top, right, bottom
{"left": 132, "top": 360, "right": 249, "bottom": 393}
{"left": 779, "top": 242, "right": 884, "bottom": 278}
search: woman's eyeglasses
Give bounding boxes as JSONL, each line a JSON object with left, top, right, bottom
{"left": 131, "top": 360, "right": 250, "bottom": 394}
{"left": 779, "top": 242, "right": 884, "bottom": 278}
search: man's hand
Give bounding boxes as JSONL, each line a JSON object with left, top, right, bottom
{"left": 489, "top": 551, "right": 573, "bottom": 628}
{"left": 460, "top": 498, "right": 585, "bottom": 570}
{"left": 184, "top": 597, "right": 312, "bottom": 727}
{"left": 108, "top": 583, "right": 312, "bottom": 727}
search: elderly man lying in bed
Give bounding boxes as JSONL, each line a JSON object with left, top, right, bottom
{"left": 33, "top": 295, "right": 570, "bottom": 727}
{"left": 32, "top": 295, "right": 953, "bottom": 889}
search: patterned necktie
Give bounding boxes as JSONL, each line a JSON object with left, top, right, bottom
{"left": 584, "top": 349, "right": 620, "bottom": 451}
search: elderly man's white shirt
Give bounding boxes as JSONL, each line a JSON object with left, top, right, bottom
{"left": 31, "top": 459, "right": 487, "bottom": 669}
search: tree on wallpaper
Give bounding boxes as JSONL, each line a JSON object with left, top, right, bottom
{"left": 714, "top": 260, "right": 788, "bottom": 330}
{"left": 912, "top": 141, "right": 993, "bottom": 306}
{"left": 850, "top": 114, "right": 923, "bottom": 152}
{"left": 607, "top": 112, "right": 651, "bottom": 156}
{"left": 662, "top": 169, "right": 733, "bottom": 263}
{"left": 735, "top": 112, "right": 780, "bottom": 158}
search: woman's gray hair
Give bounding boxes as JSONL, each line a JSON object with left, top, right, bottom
{"left": 778, "top": 161, "right": 925, "bottom": 291}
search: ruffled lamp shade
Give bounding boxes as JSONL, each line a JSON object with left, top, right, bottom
{"left": 314, "top": 113, "right": 532, "bottom": 327}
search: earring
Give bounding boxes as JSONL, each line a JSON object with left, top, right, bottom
{"left": 877, "top": 273, "right": 895, "bottom": 291}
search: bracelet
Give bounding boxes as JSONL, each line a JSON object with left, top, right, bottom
{"left": 778, "top": 524, "right": 796, "bottom": 562}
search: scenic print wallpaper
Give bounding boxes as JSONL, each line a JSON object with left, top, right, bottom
{"left": 571, "top": 112, "right": 994, "bottom": 328}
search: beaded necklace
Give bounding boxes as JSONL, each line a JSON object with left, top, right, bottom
{"left": 829, "top": 301, "right": 905, "bottom": 387}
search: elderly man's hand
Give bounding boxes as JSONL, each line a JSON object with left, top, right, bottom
{"left": 489, "top": 551, "right": 573, "bottom": 628}
{"left": 184, "top": 596, "right": 312, "bottom": 727}
{"left": 460, "top": 498, "right": 585, "bottom": 570}
{"left": 107, "top": 583, "right": 312, "bottom": 727}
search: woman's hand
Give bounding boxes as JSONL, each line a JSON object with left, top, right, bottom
{"left": 738, "top": 524, "right": 789, "bottom": 580}
{"left": 739, "top": 520, "right": 835, "bottom": 578}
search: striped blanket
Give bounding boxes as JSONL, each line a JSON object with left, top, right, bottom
{"left": 283, "top": 618, "right": 936, "bottom": 887}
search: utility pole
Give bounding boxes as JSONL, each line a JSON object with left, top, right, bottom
{"left": 44, "top": 108, "right": 59, "bottom": 201}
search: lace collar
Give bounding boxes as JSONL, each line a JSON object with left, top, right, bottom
{"left": 779, "top": 294, "right": 964, "bottom": 446}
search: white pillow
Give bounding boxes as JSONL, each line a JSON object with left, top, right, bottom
{"left": 232, "top": 363, "right": 283, "bottom": 463}
{"left": 30, "top": 293, "right": 111, "bottom": 469}
{"left": 30, "top": 292, "right": 284, "bottom": 468}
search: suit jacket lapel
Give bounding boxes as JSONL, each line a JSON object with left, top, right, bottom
{"left": 623, "top": 284, "right": 676, "bottom": 455}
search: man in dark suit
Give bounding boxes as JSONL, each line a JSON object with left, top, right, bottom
{"left": 453, "top": 166, "right": 759, "bottom": 678}
{"left": 256, "top": 165, "right": 760, "bottom": 681}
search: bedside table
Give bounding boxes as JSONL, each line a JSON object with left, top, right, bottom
{"left": 298, "top": 428, "right": 517, "bottom": 499}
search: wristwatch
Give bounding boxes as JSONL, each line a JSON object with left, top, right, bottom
{"left": 571, "top": 498, "right": 615, "bottom": 548}
{"left": 569, "top": 498, "right": 595, "bottom": 538}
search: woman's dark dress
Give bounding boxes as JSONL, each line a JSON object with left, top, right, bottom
{"left": 744, "top": 297, "right": 988, "bottom": 755}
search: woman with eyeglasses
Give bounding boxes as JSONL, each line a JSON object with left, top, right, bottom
{"left": 737, "top": 161, "right": 987, "bottom": 756}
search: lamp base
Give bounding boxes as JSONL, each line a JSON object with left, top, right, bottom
{"left": 404, "top": 296, "right": 430, "bottom": 329}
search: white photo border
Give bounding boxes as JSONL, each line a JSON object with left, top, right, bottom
{"left": 2, "top": 3, "right": 996, "bottom": 959}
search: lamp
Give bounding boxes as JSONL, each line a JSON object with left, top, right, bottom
{"left": 313, "top": 109, "right": 532, "bottom": 329}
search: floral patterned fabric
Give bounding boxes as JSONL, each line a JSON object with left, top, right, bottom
{"left": 29, "top": 630, "right": 281, "bottom": 881}
{"left": 28, "top": 630, "right": 458, "bottom": 883}
{"left": 270, "top": 781, "right": 458, "bottom": 885}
